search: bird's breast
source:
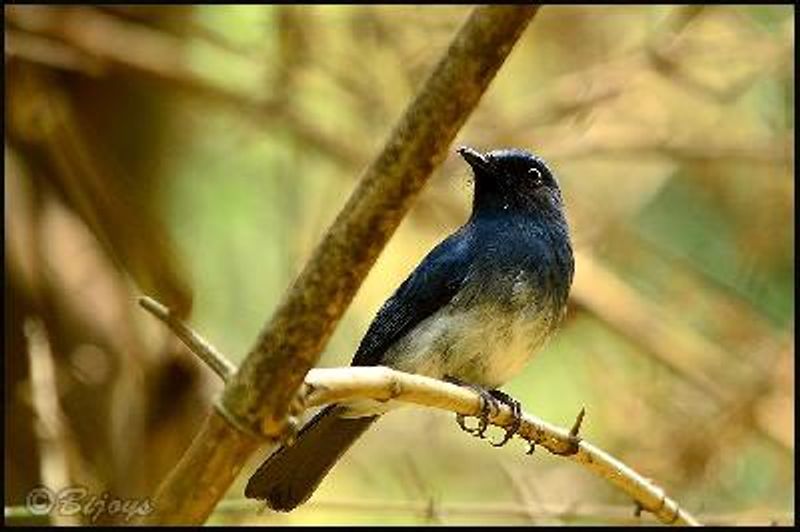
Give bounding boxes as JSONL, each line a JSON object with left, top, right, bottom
{"left": 383, "top": 274, "right": 562, "bottom": 389}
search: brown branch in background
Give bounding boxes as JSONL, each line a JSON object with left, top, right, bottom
{"left": 4, "top": 5, "right": 364, "bottom": 168}
{"left": 138, "top": 295, "right": 700, "bottom": 526}
{"left": 211, "top": 498, "right": 785, "bottom": 526}
{"left": 4, "top": 28, "right": 105, "bottom": 76}
{"left": 549, "top": 138, "right": 792, "bottom": 166}
{"left": 571, "top": 250, "right": 792, "bottom": 454}
{"left": 138, "top": 6, "right": 539, "bottom": 524}
{"left": 7, "top": 62, "right": 194, "bottom": 318}
{"left": 6, "top": 6, "right": 207, "bottom": 98}
{"left": 23, "top": 319, "right": 80, "bottom": 525}
{"left": 6, "top": 497, "right": 788, "bottom": 526}
{"left": 595, "top": 227, "right": 794, "bottom": 453}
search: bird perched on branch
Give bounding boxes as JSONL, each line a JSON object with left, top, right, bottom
{"left": 245, "top": 146, "right": 575, "bottom": 512}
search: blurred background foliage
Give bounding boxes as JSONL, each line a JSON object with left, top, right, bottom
{"left": 4, "top": 4, "right": 793, "bottom": 525}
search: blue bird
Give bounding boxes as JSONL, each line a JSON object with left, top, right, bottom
{"left": 245, "top": 146, "right": 575, "bottom": 511}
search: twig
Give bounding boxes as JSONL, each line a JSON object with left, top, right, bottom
{"left": 138, "top": 296, "right": 235, "bottom": 382}
{"left": 137, "top": 6, "right": 539, "bottom": 524}
{"left": 301, "top": 367, "right": 700, "bottom": 526}
{"left": 139, "top": 295, "right": 700, "bottom": 526}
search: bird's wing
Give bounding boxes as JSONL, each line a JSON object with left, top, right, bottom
{"left": 351, "top": 227, "right": 474, "bottom": 367}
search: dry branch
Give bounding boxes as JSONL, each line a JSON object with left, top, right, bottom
{"left": 139, "top": 295, "right": 700, "bottom": 526}
{"left": 138, "top": 6, "right": 539, "bottom": 524}
{"left": 138, "top": 297, "right": 235, "bottom": 382}
{"left": 571, "top": 250, "right": 792, "bottom": 453}
{"left": 300, "top": 368, "right": 700, "bottom": 526}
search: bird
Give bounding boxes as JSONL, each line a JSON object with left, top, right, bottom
{"left": 245, "top": 146, "right": 575, "bottom": 512}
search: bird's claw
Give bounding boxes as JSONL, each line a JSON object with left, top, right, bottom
{"left": 445, "top": 375, "right": 492, "bottom": 438}
{"left": 525, "top": 439, "right": 537, "bottom": 455}
{"left": 444, "top": 376, "right": 522, "bottom": 445}
{"left": 455, "top": 387, "right": 497, "bottom": 438}
{"left": 487, "top": 390, "right": 522, "bottom": 448}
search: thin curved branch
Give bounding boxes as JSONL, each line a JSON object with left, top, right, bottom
{"left": 139, "top": 294, "right": 701, "bottom": 526}
{"left": 302, "top": 367, "right": 700, "bottom": 526}
{"left": 139, "top": 296, "right": 235, "bottom": 382}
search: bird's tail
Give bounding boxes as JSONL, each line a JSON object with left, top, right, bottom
{"left": 244, "top": 404, "right": 378, "bottom": 512}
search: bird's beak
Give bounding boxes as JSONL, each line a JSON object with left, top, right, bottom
{"left": 457, "top": 146, "right": 491, "bottom": 173}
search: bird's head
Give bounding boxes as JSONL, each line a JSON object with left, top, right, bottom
{"left": 458, "top": 146, "right": 566, "bottom": 221}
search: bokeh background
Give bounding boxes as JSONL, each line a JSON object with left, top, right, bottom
{"left": 4, "top": 5, "right": 794, "bottom": 525}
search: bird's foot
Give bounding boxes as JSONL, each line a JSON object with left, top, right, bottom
{"left": 443, "top": 375, "right": 498, "bottom": 439}
{"left": 443, "top": 377, "right": 524, "bottom": 444}
{"left": 486, "top": 389, "right": 523, "bottom": 448}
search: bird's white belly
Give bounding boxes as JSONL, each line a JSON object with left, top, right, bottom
{"left": 339, "top": 298, "right": 558, "bottom": 418}
{"left": 388, "top": 303, "right": 554, "bottom": 388}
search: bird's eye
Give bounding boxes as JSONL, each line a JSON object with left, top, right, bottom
{"left": 528, "top": 168, "right": 544, "bottom": 187}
